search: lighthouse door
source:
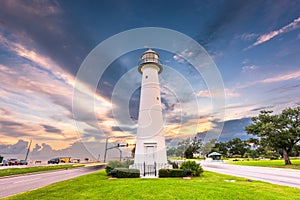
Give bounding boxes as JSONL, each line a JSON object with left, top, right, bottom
{"left": 144, "top": 143, "right": 157, "bottom": 176}
{"left": 145, "top": 146, "right": 155, "bottom": 165}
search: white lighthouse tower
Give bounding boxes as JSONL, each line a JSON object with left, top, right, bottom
{"left": 131, "top": 49, "right": 169, "bottom": 176}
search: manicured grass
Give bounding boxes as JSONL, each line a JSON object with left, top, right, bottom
{"left": 0, "top": 164, "right": 83, "bottom": 177}
{"left": 4, "top": 170, "right": 300, "bottom": 200}
{"left": 228, "top": 159, "right": 300, "bottom": 170}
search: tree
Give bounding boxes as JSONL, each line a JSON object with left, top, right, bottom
{"left": 245, "top": 107, "right": 300, "bottom": 165}
{"left": 201, "top": 139, "right": 217, "bottom": 157}
{"left": 177, "top": 137, "right": 202, "bottom": 159}
{"left": 226, "top": 138, "right": 249, "bottom": 157}
{"left": 131, "top": 145, "right": 136, "bottom": 158}
{"left": 211, "top": 142, "right": 228, "bottom": 156}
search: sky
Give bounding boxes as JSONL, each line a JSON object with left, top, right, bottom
{"left": 0, "top": 0, "right": 299, "bottom": 161}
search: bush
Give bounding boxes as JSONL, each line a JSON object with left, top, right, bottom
{"left": 180, "top": 161, "right": 203, "bottom": 177}
{"left": 105, "top": 160, "right": 126, "bottom": 175}
{"left": 123, "top": 159, "right": 134, "bottom": 168}
{"left": 158, "top": 169, "right": 185, "bottom": 178}
{"left": 111, "top": 168, "right": 140, "bottom": 178}
{"left": 105, "top": 165, "right": 113, "bottom": 175}
{"left": 168, "top": 160, "right": 179, "bottom": 169}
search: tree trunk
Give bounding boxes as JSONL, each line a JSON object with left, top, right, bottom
{"left": 282, "top": 148, "right": 292, "bottom": 165}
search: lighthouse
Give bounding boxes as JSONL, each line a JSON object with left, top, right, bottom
{"left": 131, "top": 49, "right": 170, "bottom": 176}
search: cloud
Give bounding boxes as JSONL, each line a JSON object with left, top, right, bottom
{"left": 0, "top": 139, "right": 28, "bottom": 154}
{"left": 197, "top": 88, "right": 239, "bottom": 98}
{"left": 0, "top": 33, "right": 74, "bottom": 87}
{"left": 242, "top": 65, "right": 259, "bottom": 73}
{"left": 217, "top": 118, "right": 252, "bottom": 142}
{"left": 239, "top": 33, "right": 258, "bottom": 41}
{"left": 267, "top": 83, "right": 300, "bottom": 94}
{"left": 2, "top": 0, "right": 61, "bottom": 17}
{"left": 41, "top": 124, "right": 62, "bottom": 134}
{"left": 249, "top": 17, "right": 300, "bottom": 48}
{"left": 196, "top": 90, "right": 211, "bottom": 98}
{"left": 261, "top": 70, "right": 300, "bottom": 83}
{"left": 0, "top": 32, "right": 114, "bottom": 149}
{"left": 250, "top": 106, "right": 274, "bottom": 112}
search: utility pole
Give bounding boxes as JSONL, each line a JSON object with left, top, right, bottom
{"left": 103, "top": 137, "right": 108, "bottom": 163}
{"left": 104, "top": 141, "right": 127, "bottom": 162}
{"left": 25, "top": 139, "right": 32, "bottom": 161}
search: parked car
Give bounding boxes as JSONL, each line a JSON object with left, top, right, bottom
{"left": 19, "top": 160, "right": 28, "bottom": 165}
{"left": 71, "top": 158, "right": 80, "bottom": 163}
{"left": 0, "top": 160, "right": 8, "bottom": 166}
{"left": 48, "top": 158, "right": 59, "bottom": 164}
{"left": 7, "top": 158, "right": 19, "bottom": 165}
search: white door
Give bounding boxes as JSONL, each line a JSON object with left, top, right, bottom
{"left": 145, "top": 146, "right": 155, "bottom": 165}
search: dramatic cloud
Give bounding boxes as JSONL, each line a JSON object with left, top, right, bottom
{"left": 218, "top": 118, "right": 252, "bottom": 141}
{"left": 0, "top": 1, "right": 299, "bottom": 160}
{"left": 250, "top": 17, "right": 300, "bottom": 48}
{"left": 0, "top": 139, "right": 28, "bottom": 154}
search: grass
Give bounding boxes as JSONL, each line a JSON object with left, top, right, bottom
{"left": 0, "top": 164, "right": 83, "bottom": 177}
{"left": 4, "top": 170, "right": 300, "bottom": 200}
{"left": 228, "top": 159, "right": 300, "bottom": 170}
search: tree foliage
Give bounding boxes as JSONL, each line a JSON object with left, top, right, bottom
{"left": 226, "top": 138, "right": 249, "bottom": 157}
{"left": 173, "top": 137, "right": 202, "bottom": 159}
{"left": 245, "top": 107, "right": 300, "bottom": 165}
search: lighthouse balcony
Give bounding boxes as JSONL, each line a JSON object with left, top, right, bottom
{"left": 138, "top": 57, "right": 162, "bottom": 66}
{"left": 138, "top": 58, "right": 163, "bottom": 74}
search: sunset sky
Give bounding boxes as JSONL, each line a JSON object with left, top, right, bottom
{"left": 0, "top": 0, "right": 299, "bottom": 160}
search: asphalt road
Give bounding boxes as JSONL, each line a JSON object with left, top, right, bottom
{"left": 0, "top": 165, "right": 104, "bottom": 198}
{"left": 201, "top": 161, "right": 300, "bottom": 188}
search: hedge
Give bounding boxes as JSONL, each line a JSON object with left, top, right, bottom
{"left": 158, "top": 169, "right": 185, "bottom": 178}
{"left": 111, "top": 168, "right": 140, "bottom": 178}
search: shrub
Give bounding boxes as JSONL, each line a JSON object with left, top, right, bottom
{"left": 184, "top": 169, "right": 192, "bottom": 176}
{"left": 158, "top": 169, "right": 185, "bottom": 178}
{"left": 105, "top": 160, "right": 126, "bottom": 175}
{"left": 105, "top": 165, "right": 113, "bottom": 175}
{"left": 111, "top": 168, "right": 140, "bottom": 178}
{"left": 168, "top": 160, "right": 179, "bottom": 169}
{"left": 123, "top": 159, "right": 134, "bottom": 168}
{"left": 180, "top": 161, "right": 203, "bottom": 177}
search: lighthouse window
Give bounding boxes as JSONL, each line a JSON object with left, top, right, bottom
{"left": 145, "top": 75, "right": 148, "bottom": 79}
{"left": 157, "top": 97, "right": 159, "bottom": 100}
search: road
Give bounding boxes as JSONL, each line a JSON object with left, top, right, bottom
{"left": 0, "top": 164, "right": 104, "bottom": 198}
{"left": 201, "top": 161, "right": 300, "bottom": 188}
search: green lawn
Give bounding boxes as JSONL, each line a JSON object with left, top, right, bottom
{"left": 0, "top": 164, "right": 83, "bottom": 177}
{"left": 228, "top": 159, "right": 300, "bottom": 170}
{"left": 4, "top": 170, "right": 300, "bottom": 200}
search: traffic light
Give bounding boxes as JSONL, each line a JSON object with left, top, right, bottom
{"left": 117, "top": 143, "right": 128, "bottom": 147}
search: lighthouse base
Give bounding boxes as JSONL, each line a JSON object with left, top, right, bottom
{"left": 130, "top": 163, "right": 172, "bottom": 177}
